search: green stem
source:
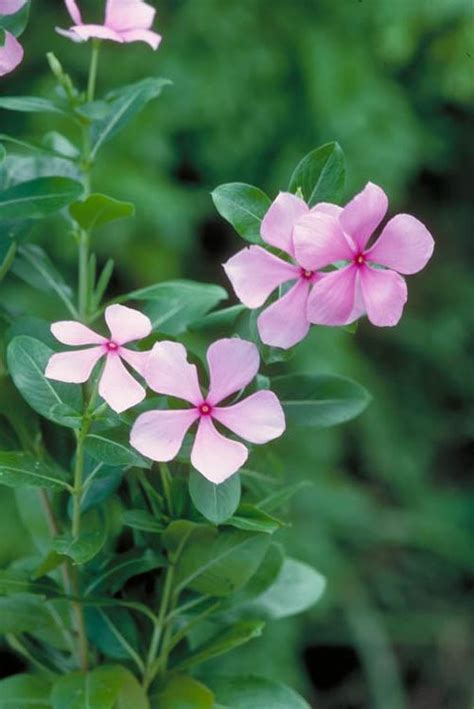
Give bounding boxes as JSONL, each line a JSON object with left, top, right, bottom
{"left": 87, "top": 40, "right": 100, "bottom": 103}
{"left": 78, "top": 229, "right": 90, "bottom": 322}
{"left": 0, "top": 242, "right": 17, "bottom": 283}
{"left": 143, "top": 566, "right": 175, "bottom": 690}
{"left": 159, "top": 463, "right": 173, "bottom": 516}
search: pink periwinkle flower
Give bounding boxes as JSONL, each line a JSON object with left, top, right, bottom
{"left": 0, "top": 0, "right": 27, "bottom": 77}
{"left": 130, "top": 338, "right": 286, "bottom": 483}
{"left": 45, "top": 304, "right": 152, "bottom": 413}
{"left": 223, "top": 193, "right": 341, "bottom": 349}
{"left": 295, "top": 182, "right": 435, "bottom": 327}
{"left": 57, "top": 0, "right": 162, "bottom": 50}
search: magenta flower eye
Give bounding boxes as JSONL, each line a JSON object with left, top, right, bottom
{"left": 130, "top": 338, "right": 286, "bottom": 483}
{"left": 45, "top": 304, "right": 152, "bottom": 413}
{"left": 57, "top": 0, "right": 162, "bottom": 50}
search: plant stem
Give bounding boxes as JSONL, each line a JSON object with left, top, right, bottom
{"left": 159, "top": 463, "right": 173, "bottom": 516}
{"left": 78, "top": 230, "right": 90, "bottom": 322}
{"left": 87, "top": 40, "right": 100, "bottom": 103}
{"left": 143, "top": 566, "right": 175, "bottom": 691}
{"left": 0, "top": 242, "right": 17, "bottom": 283}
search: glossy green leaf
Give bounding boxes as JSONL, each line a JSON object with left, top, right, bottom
{"left": 0, "top": 570, "right": 60, "bottom": 598}
{"left": 288, "top": 142, "right": 346, "bottom": 205}
{"left": 189, "top": 470, "right": 241, "bottom": 525}
{"left": 90, "top": 77, "right": 171, "bottom": 158}
{"left": 238, "top": 542, "right": 285, "bottom": 600}
{"left": 246, "top": 557, "right": 326, "bottom": 619}
{"left": 175, "top": 527, "right": 270, "bottom": 596}
{"left": 85, "top": 549, "right": 166, "bottom": 595}
{"left": 0, "top": 177, "right": 83, "bottom": 219}
{"left": 0, "top": 451, "right": 70, "bottom": 491}
{"left": 150, "top": 675, "right": 214, "bottom": 709}
{"left": 7, "top": 336, "right": 83, "bottom": 428}
{"left": 85, "top": 428, "right": 150, "bottom": 469}
{"left": 51, "top": 665, "right": 148, "bottom": 709}
{"left": 225, "top": 503, "right": 284, "bottom": 534}
{"left": 12, "top": 245, "right": 74, "bottom": 310}
{"left": 53, "top": 512, "right": 106, "bottom": 564}
{"left": 85, "top": 607, "right": 140, "bottom": 663}
{"left": 0, "top": 673, "right": 51, "bottom": 709}
{"left": 176, "top": 620, "right": 265, "bottom": 671}
{"left": 0, "top": 593, "right": 51, "bottom": 634}
{"left": 127, "top": 279, "right": 228, "bottom": 335}
{"left": 271, "top": 373, "right": 371, "bottom": 427}
{"left": 79, "top": 458, "right": 123, "bottom": 514}
{"left": 70, "top": 193, "right": 135, "bottom": 231}
{"left": 207, "top": 675, "right": 310, "bottom": 709}
{"left": 0, "top": 96, "right": 66, "bottom": 115}
{"left": 122, "top": 509, "right": 164, "bottom": 534}
{"left": 211, "top": 182, "right": 271, "bottom": 244}
{"left": 258, "top": 480, "right": 312, "bottom": 513}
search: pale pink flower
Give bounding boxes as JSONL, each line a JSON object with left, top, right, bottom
{"left": 294, "top": 182, "right": 435, "bottom": 327}
{"left": 57, "top": 0, "right": 162, "bottom": 50}
{"left": 1, "top": 0, "right": 27, "bottom": 13}
{"left": 130, "top": 338, "right": 286, "bottom": 483}
{"left": 223, "top": 193, "right": 341, "bottom": 349}
{"left": 45, "top": 304, "right": 152, "bottom": 413}
{"left": 0, "top": 30, "right": 23, "bottom": 76}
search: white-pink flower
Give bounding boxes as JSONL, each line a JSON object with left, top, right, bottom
{"left": 57, "top": 0, "right": 162, "bottom": 50}
{"left": 0, "top": 0, "right": 27, "bottom": 78}
{"left": 295, "top": 182, "right": 435, "bottom": 327}
{"left": 45, "top": 304, "right": 152, "bottom": 413}
{"left": 130, "top": 338, "right": 286, "bottom": 483}
{"left": 223, "top": 192, "right": 339, "bottom": 350}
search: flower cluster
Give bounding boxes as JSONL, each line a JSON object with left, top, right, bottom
{"left": 46, "top": 306, "right": 285, "bottom": 483}
{"left": 224, "top": 182, "right": 434, "bottom": 348}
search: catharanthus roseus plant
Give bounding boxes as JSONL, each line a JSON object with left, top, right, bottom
{"left": 0, "top": 2, "right": 434, "bottom": 707}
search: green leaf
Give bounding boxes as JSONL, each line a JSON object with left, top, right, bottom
{"left": 70, "top": 193, "right": 135, "bottom": 231}
{"left": 288, "top": 142, "right": 346, "bottom": 205}
{"left": 51, "top": 666, "right": 148, "bottom": 709}
{"left": 207, "top": 675, "right": 310, "bottom": 709}
{"left": 0, "top": 451, "right": 71, "bottom": 491}
{"left": 0, "top": 570, "right": 60, "bottom": 598}
{"left": 7, "top": 336, "right": 83, "bottom": 428}
{"left": 85, "top": 607, "right": 140, "bottom": 663}
{"left": 246, "top": 558, "right": 326, "bottom": 619}
{"left": 176, "top": 620, "right": 265, "bottom": 671}
{"left": 85, "top": 428, "right": 150, "bottom": 469}
{"left": 150, "top": 675, "right": 214, "bottom": 709}
{"left": 190, "top": 304, "right": 246, "bottom": 333}
{"left": 175, "top": 527, "right": 270, "bottom": 597}
{"left": 238, "top": 542, "right": 284, "bottom": 600}
{"left": 225, "top": 503, "right": 284, "bottom": 534}
{"left": 0, "top": 177, "right": 83, "bottom": 219}
{"left": 258, "top": 480, "right": 312, "bottom": 513}
{"left": 122, "top": 509, "right": 164, "bottom": 534}
{"left": 53, "top": 512, "right": 106, "bottom": 564}
{"left": 211, "top": 183, "right": 271, "bottom": 244}
{"left": 271, "top": 373, "right": 371, "bottom": 427}
{"left": 85, "top": 549, "right": 166, "bottom": 595}
{"left": 90, "top": 77, "right": 171, "bottom": 158}
{"left": 79, "top": 458, "right": 123, "bottom": 514}
{"left": 127, "top": 279, "right": 228, "bottom": 335}
{"left": 0, "top": 96, "right": 66, "bottom": 115}
{"left": 0, "top": 593, "right": 52, "bottom": 634}
{"left": 189, "top": 470, "right": 241, "bottom": 525}
{"left": 0, "top": 673, "right": 51, "bottom": 709}
{"left": 12, "top": 245, "right": 75, "bottom": 311}
{"left": 0, "top": 1, "right": 30, "bottom": 37}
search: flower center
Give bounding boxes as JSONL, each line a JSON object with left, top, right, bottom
{"left": 354, "top": 253, "right": 366, "bottom": 266}
{"left": 300, "top": 268, "right": 314, "bottom": 280}
{"left": 199, "top": 402, "right": 213, "bottom": 416}
{"left": 105, "top": 341, "right": 119, "bottom": 352}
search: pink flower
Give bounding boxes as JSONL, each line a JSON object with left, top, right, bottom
{"left": 130, "top": 338, "right": 286, "bottom": 483}
{"left": 223, "top": 193, "right": 341, "bottom": 349}
{"left": 45, "top": 304, "right": 152, "bottom": 413}
{"left": 294, "top": 182, "right": 435, "bottom": 327}
{"left": 57, "top": 0, "right": 162, "bottom": 50}
{"left": 0, "top": 29, "right": 23, "bottom": 76}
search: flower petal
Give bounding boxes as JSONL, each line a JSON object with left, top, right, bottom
{"left": 306, "top": 265, "right": 357, "bottom": 326}
{"left": 213, "top": 390, "right": 286, "bottom": 444}
{"left": 293, "top": 211, "right": 354, "bottom": 270}
{"left": 106, "top": 0, "right": 155, "bottom": 31}
{"left": 261, "top": 192, "right": 309, "bottom": 256}
{"left": 0, "top": 32, "right": 23, "bottom": 77}
{"left": 120, "top": 29, "right": 161, "bottom": 49}
{"left": 223, "top": 245, "right": 299, "bottom": 309}
{"left": 66, "top": 24, "right": 124, "bottom": 42}
{"left": 257, "top": 279, "right": 311, "bottom": 349}
{"left": 2, "top": 0, "right": 28, "bottom": 15}
{"left": 99, "top": 354, "right": 145, "bottom": 413}
{"left": 145, "top": 341, "right": 202, "bottom": 405}
{"left": 207, "top": 338, "right": 259, "bottom": 405}
{"left": 130, "top": 409, "right": 198, "bottom": 462}
{"left": 359, "top": 265, "right": 407, "bottom": 327}
{"left": 191, "top": 417, "right": 248, "bottom": 483}
{"left": 45, "top": 347, "right": 103, "bottom": 384}
{"left": 119, "top": 348, "right": 150, "bottom": 376}
{"left": 105, "top": 304, "right": 152, "bottom": 345}
{"left": 64, "top": 0, "right": 82, "bottom": 24}
{"left": 340, "top": 182, "right": 388, "bottom": 251}
{"left": 51, "top": 321, "right": 105, "bottom": 346}
{"left": 365, "top": 214, "right": 434, "bottom": 275}
{"left": 311, "top": 202, "right": 343, "bottom": 218}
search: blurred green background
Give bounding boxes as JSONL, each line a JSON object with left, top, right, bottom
{"left": 0, "top": 0, "right": 473, "bottom": 707}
